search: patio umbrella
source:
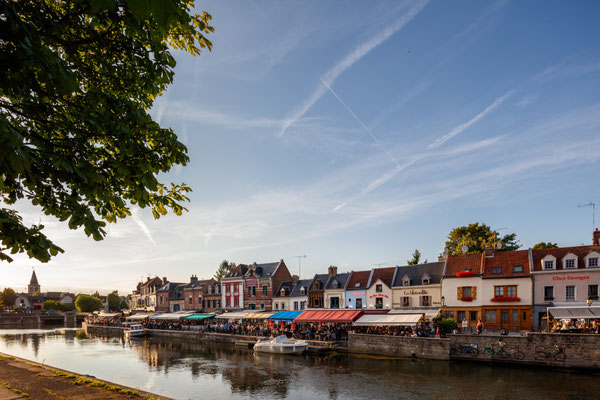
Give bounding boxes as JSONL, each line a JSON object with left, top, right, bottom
{"left": 291, "top": 322, "right": 295, "bottom": 330}
{"left": 280, "top": 321, "right": 285, "bottom": 330}
{"left": 269, "top": 319, "right": 274, "bottom": 328}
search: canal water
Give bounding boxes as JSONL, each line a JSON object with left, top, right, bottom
{"left": 0, "top": 329, "right": 599, "bottom": 400}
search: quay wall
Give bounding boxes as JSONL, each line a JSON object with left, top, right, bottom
{"left": 348, "top": 333, "right": 450, "bottom": 360}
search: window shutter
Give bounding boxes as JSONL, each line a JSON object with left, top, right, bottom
{"left": 457, "top": 287, "right": 463, "bottom": 299}
{"left": 472, "top": 286, "right": 477, "bottom": 299}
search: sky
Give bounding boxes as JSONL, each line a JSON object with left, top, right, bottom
{"left": 5, "top": 0, "right": 600, "bottom": 294}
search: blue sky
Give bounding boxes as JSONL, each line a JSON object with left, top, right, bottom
{"left": 6, "top": 0, "right": 600, "bottom": 294}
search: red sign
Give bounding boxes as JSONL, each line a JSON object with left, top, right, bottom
{"left": 552, "top": 276, "right": 590, "bottom": 281}
{"left": 246, "top": 279, "right": 258, "bottom": 285}
{"left": 369, "top": 294, "right": 389, "bottom": 298}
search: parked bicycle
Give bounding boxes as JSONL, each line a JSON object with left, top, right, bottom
{"left": 535, "top": 345, "right": 566, "bottom": 361}
{"left": 483, "top": 341, "right": 507, "bottom": 358}
{"left": 450, "top": 343, "right": 479, "bottom": 357}
{"left": 504, "top": 345, "right": 525, "bottom": 360}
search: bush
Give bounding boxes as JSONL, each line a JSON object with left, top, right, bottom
{"left": 74, "top": 295, "right": 103, "bottom": 312}
{"left": 434, "top": 316, "right": 458, "bottom": 336}
{"left": 43, "top": 300, "right": 75, "bottom": 312}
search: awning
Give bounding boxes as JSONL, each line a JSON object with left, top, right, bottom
{"left": 354, "top": 313, "right": 423, "bottom": 326}
{"left": 149, "top": 312, "right": 194, "bottom": 320}
{"left": 182, "top": 314, "right": 216, "bottom": 320}
{"left": 216, "top": 310, "right": 255, "bottom": 320}
{"left": 548, "top": 306, "right": 600, "bottom": 319}
{"left": 126, "top": 313, "right": 153, "bottom": 321}
{"left": 294, "top": 310, "right": 363, "bottom": 323}
{"left": 97, "top": 312, "right": 120, "bottom": 318}
{"left": 267, "top": 311, "right": 303, "bottom": 321}
{"left": 244, "top": 312, "right": 275, "bottom": 319}
{"left": 389, "top": 309, "right": 441, "bottom": 318}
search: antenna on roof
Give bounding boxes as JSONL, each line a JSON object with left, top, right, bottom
{"left": 294, "top": 255, "right": 306, "bottom": 278}
{"left": 374, "top": 262, "right": 387, "bottom": 268}
{"left": 492, "top": 227, "right": 507, "bottom": 249}
{"left": 578, "top": 202, "right": 596, "bottom": 233}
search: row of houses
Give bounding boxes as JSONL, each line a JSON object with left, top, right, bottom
{"left": 130, "top": 230, "right": 600, "bottom": 331}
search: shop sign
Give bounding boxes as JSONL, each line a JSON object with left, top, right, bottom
{"left": 351, "top": 291, "right": 366, "bottom": 296}
{"left": 552, "top": 276, "right": 590, "bottom": 281}
{"left": 246, "top": 279, "right": 258, "bottom": 285}
{"left": 369, "top": 294, "right": 389, "bottom": 298}
{"left": 403, "top": 289, "right": 429, "bottom": 295}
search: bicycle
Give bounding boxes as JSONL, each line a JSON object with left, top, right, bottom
{"left": 535, "top": 345, "right": 566, "bottom": 361}
{"left": 483, "top": 341, "right": 507, "bottom": 358}
{"left": 450, "top": 344, "right": 479, "bottom": 357}
{"left": 504, "top": 346, "right": 525, "bottom": 360}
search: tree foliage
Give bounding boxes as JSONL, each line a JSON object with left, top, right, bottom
{"left": 107, "top": 290, "right": 126, "bottom": 311}
{"left": 74, "top": 294, "right": 103, "bottom": 312}
{"left": 532, "top": 242, "right": 558, "bottom": 249}
{"left": 0, "top": 0, "right": 214, "bottom": 263}
{"left": 433, "top": 315, "right": 458, "bottom": 336}
{"left": 444, "top": 223, "right": 520, "bottom": 255}
{"left": 407, "top": 249, "right": 427, "bottom": 265}
{"left": 42, "top": 299, "right": 74, "bottom": 311}
{"left": 214, "top": 260, "right": 233, "bottom": 281}
{"left": 0, "top": 287, "right": 16, "bottom": 307}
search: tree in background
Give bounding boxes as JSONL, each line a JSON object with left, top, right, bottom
{"left": 107, "top": 290, "right": 126, "bottom": 311}
{"left": 74, "top": 294, "right": 103, "bottom": 312}
{"left": 0, "top": 0, "right": 214, "bottom": 263}
{"left": 445, "top": 223, "right": 520, "bottom": 255}
{"left": 42, "top": 300, "right": 75, "bottom": 312}
{"left": 532, "top": 242, "right": 559, "bottom": 249}
{"left": 214, "top": 260, "right": 234, "bottom": 281}
{"left": 0, "top": 288, "right": 16, "bottom": 307}
{"left": 407, "top": 249, "right": 427, "bottom": 265}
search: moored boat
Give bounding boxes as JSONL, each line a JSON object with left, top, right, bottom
{"left": 124, "top": 323, "right": 145, "bottom": 338}
{"left": 253, "top": 335, "right": 308, "bottom": 355}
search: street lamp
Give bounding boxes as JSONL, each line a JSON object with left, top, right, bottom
{"left": 587, "top": 298, "right": 593, "bottom": 307}
{"left": 441, "top": 296, "right": 445, "bottom": 307}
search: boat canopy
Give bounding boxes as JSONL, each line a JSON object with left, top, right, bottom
{"left": 266, "top": 311, "right": 303, "bottom": 321}
{"left": 294, "top": 310, "right": 363, "bottom": 323}
{"left": 354, "top": 313, "right": 423, "bottom": 326}
{"left": 548, "top": 306, "right": 600, "bottom": 319}
{"left": 182, "top": 314, "right": 216, "bottom": 320}
{"left": 215, "top": 310, "right": 255, "bottom": 320}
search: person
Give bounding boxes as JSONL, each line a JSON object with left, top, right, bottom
{"left": 462, "top": 318, "right": 468, "bottom": 333}
{"left": 476, "top": 319, "right": 483, "bottom": 335}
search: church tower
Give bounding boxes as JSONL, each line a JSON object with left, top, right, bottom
{"left": 28, "top": 270, "right": 40, "bottom": 295}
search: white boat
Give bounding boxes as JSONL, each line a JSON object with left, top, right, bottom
{"left": 253, "top": 335, "right": 308, "bottom": 355}
{"left": 124, "top": 323, "right": 145, "bottom": 338}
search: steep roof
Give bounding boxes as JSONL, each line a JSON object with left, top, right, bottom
{"left": 444, "top": 253, "right": 484, "bottom": 277}
{"left": 369, "top": 267, "right": 396, "bottom": 288}
{"left": 347, "top": 270, "right": 371, "bottom": 289}
{"left": 184, "top": 279, "right": 212, "bottom": 290}
{"left": 289, "top": 279, "right": 313, "bottom": 297}
{"left": 310, "top": 274, "right": 329, "bottom": 291}
{"left": 273, "top": 281, "right": 294, "bottom": 297}
{"left": 392, "top": 262, "right": 444, "bottom": 287}
{"left": 483, "top": 249, "right": 530, "bottom": 278}
{"left": 140, "top": 276, "right": 163, "bottom": 288}
{"left": 29, "top": 270, "right": 39, "bottom": 286}
{"left": 325, "top": 272, "right": 351, "bottom": 290}
{"left": 224, "top": 264, "right": 248, "bottom": 279}
{"left": 531, "top": 245, "right": 600, "bottom": 271}
{"left": 245, "top": 261, "right": 282, "bottom": 279}
{"left": 157, "top": 282, "right": 185, "bottom": 292}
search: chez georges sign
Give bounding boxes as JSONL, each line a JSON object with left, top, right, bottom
{"left": 552, "top": 275, "right": 590, "bottom": 281}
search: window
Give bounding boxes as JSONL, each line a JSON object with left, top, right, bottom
{"left": 544, "top": 286, "right": 554, "bottom": 301}
{"left": 513, "top": 265, "right": 524, "bottom": 273}
{"left": 260, "top": 303, "right": 265, "bottom": 310}
{"left": 282, "top": 303, "right": 286, "bottom": 310}
{"left": 275, "top": 303, "right": 279, "bottom": 310}
{"left": 330, "top": 297, "right": 339, "bottom": 308}
{"left": 375, "top": 297, "right": 383, "bottom": 309}
{"left": 314, "top": 298, "right": 320, "bottom": 307}
{"left": 249, "top": 303, "right": 256, "bottom": 310}
{"left": 494, "top": 286, "right": 504, "bottom": 297}
{"left": 588, "top": 285, "right": 599, "bottom": 300}
{"left": 589, "top": 257, "right": 599, "bottom": 268}
{"left": 248, "top": 286, "right": 253, "bottom": 296}
{"left": 544, "top": 260, "right": 555, "bottom": 270}
{"left": 565, "top": 259, "right": 576, "bottom": 269}
{"left": 485, "top": 310, "right": 496, "bottom": 322}
{"left": 492, "top": 267, "right": 502, "bottom": 275}
{"left": 462, "top": 286, "right": 472, "bottom": 297}
{"left": 506, "top": 285, "right": 517, "bottom": 297}
{"left": 421, "top": 296, "right": 431, "bottom": 306}
{"left": 469, "top": 311, "right": 477, "bottom": 322}
{"left": 234, "top": 298, "right": 238, "bottom": 307}
{"left": 188, "top": 296, "right": 192, "bottom": 305}
{"left": 376, "top": 284, "right": 383, "bottom": 293}
{"left": 263, "top": 286, "right": 268, "bottom": 296}
{"left": 403, "top": 278, "right": 410, "bottom": 286}
{"left": 512, "top": 310, "right": 518, "bottom": 323}
{"left": 457, "top": 311, "right": 466, "bottom": 322}
{"left": 332, "top": 281, "right": 339, "bottom": 289}
{"left": 300, "top": 301, "right": 306, "bottom": 310}
{"left": 402, "top": 297, "right": 410, "bottom": 307}
{"left": 501, "top": 310, "right": 509, "bottom": 323}
{"left": 354, "top": 283, "right": 360, "bottom": 288}
{"left": 422, "top": 278, "right": 430, "bottom": 285}
{"left": 294, "top": 301, "right": 299, "bottom": 311}
{"left": 355, "top": 298, "right": 362, "bottom": 309}
{"left": 300, "top": 287, "right": 306, "bottom": 295}
{"left": 566, "top": 285, "right": 575, "bottom": 301}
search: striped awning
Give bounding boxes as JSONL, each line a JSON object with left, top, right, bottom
{"left": 294, "top": 309, "right": 363, "bottom": 323}
{"left": 267, "top": 311, "right": 303, "bottom": 321}
{"left": 548, "top": 306, "right": 600, "bottom": 319}
{"left": 354, "top": 313, "right": 423, "bottom": 326}
{"left": 216, "top": 310, "right": 254, "bottom": 320}
{"left": 244, "top": 312, "right": 275, "bottom": 319}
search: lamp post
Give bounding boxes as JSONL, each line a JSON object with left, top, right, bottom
{"left": 441, "top": 296, "right": 445, "bottom": 307}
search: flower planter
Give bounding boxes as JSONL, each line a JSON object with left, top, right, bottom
{"left": 490, "top": 296, "right": 521, "bottom": 302}
{"left": 460, "top": 296, "right": 473, "bottom": 302}
{"left": 456, "top": 271, "right": 475, "bottom": 278}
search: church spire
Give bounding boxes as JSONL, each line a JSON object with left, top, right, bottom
{"left": 28, "top": 269, "right": 40, "bottom": 295}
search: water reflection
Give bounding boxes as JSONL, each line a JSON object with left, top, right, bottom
{"left": 1, "top": 329, "right": 600, "bottom": 400}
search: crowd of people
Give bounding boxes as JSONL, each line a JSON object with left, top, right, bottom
{"left": 549, "top": 319, "right": 600, "bottom": 334}
{"left": 352, "top": 324, "right": 434, "bottom": 337}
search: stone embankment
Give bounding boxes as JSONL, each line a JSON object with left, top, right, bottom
{"left": 0, "top": 352, "right": 170, "bottom": 399}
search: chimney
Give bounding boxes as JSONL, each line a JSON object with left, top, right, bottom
{"left": 190, "top": 274, "right": 198, "bottom": 282}
{"left": 162, "top": 277, "right": 168, "bottom": 284}
{"left": 328, "top": 265, "right": 337, "bottom": 277}
{"left": 484, "top": 247, "right": 494, "bottom": 258}
{"left": 594, "top": 228, "right": 600, "bottom": 246}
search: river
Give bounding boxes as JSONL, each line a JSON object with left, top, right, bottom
{"left": 0, "top": 328, "right": 598, "bottom": 400}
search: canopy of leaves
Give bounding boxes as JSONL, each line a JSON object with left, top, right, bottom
{"left": 107, "top": 290, "right": 126, "bottom": 311}
{"left": 407, "top": 249, "right": 427, "bottom": 265}
{"left": 214, "top": 260, "right": 233, "bottom": 281}
{"left": 0, "top": 288, "right": 17, "bottom": 306}
{"left": 74, "top": 294, "right": 104, "bottom": 312}
{"left": 444, "top": 223, "right": 520, "bottom": 255}
{"left": 433, "top": 315, "right": 458, "bottom": 336}
{"left": 532, "top": 242, "right": 559, "bottom": 249}
{"left": 43, "top": 299, "right": 74, "bottom": 311}
{"left": 0, "top": 0, "right": 213, "bottom": 263}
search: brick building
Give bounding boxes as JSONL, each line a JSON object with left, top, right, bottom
{"left": 221, "top": 264, "right": 248, "bottom": 310}
{"left": 243, "top": 260, "right": 292, "bottom": 311}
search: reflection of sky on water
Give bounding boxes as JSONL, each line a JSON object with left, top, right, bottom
{"left": 1, "top": 329, "right": 600, "bottom": 400}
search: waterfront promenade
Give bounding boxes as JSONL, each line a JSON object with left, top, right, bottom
{"left": 0, "top": 352, "right": 169, "bottom": 400}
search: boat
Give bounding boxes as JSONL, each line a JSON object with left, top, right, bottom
{"left": 124, "top": 323, "right": 145, "bottom": 338}
{"left": 253, "top": 335, "right": 308, "bottom": 355}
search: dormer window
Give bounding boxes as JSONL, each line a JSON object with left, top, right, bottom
{"left": 403, "top": 279, "right": 410, "bottom": 286}
{"left": 421, "top": 273, "right": 431, "bottom": 285}
{"left": 300, "top": 287, "right": 306, "bottom": 295}
{"left": 542, "top": 255, "right": 556, "bottom": 270}
{"left": 562, "top": 253, "right": 578, "bottom": 269}
{"left": 314, "top": 282, "right": 319, "bottom": 290}
{"left": 492, "top": 267, "right": 502, "bottom": 275}
{"left": 281, "top": 288, "right": 286, "bottom": 296}
{"left": 585, "top": 252, "right": 600, "bottom": 268}
{"left": 354, "top": 283, "right": 360, "bottom": 288}
{"left": 376, "top": 284, "right": 383, "bottom": 292}
{"left": 513, "top": 265, "right": 524, "bottom": 273}
{"left": 332, "top": 281, "right": 339, "bottom": 289}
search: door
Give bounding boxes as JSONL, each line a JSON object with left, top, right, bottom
{"left": 501, "top": 310, "right": 509, "bottom": 330}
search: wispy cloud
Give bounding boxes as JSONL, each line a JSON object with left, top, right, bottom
{"left": 278, "top": 0, "right": 429, "bottom": 136}
{"left": 131, "top": 211, "right": 156, "bottom": 245}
